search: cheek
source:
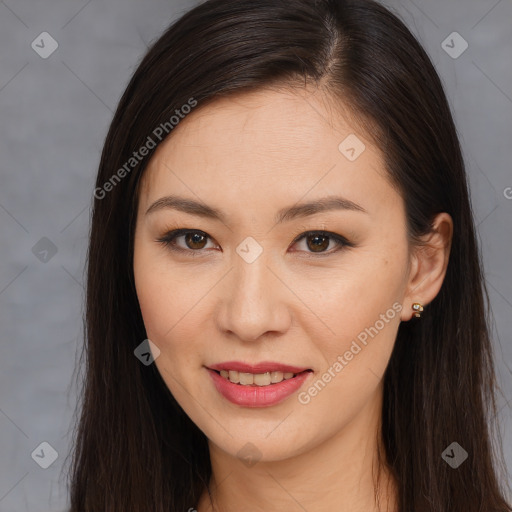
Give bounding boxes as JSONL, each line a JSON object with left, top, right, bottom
{"left": 133, "top": 247, "right": 213, "bottom": 375}
{"left": 134, "top": 240, "right": 180, "bottom": 353}
{"left": 134, "top": 264, "right": 202, "bottom": 408}
{"left": 134, "top": 237, "right": 189, "bottom": 338}
{"left": 292, "top": 290, "right": 402, "bottom": 431}
{"left": 307, "top": 250, "right": 405, "bottom": 333}
{"left": 301, "top": 249, "right": 406, "bottom": 384}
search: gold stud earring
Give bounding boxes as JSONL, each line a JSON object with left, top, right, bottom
{"left": 412, "top": 303, "right": 424, "bottom": 318}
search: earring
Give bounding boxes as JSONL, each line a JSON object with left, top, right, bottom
{"left": 412, "top": 302, "right": 424, "bottom": 318}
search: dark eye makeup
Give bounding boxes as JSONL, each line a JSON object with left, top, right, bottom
{"left": 155, "top": 228, "right": 355, "bottom": 258}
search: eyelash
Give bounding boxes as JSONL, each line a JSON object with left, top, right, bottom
{"left": 155, "top": 228, "right": 354, "bottom": 258}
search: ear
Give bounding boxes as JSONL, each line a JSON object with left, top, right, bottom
{"left": 401, "top": 212, "right": 453, "bottom": 322}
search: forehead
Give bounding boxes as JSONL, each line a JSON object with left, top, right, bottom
{"left": 137, "top": 87, "right": 393, "bottom": 216}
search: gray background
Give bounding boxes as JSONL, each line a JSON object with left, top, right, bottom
{"left": 0, "top": 0, "right": 511, "bottom": 510}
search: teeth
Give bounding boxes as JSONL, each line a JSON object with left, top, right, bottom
{"left": 239, "top": 372, "right": 254, "bottom": 385}
{"left": 253, "top": 373, "right": 271, "bottom": 386}
{"left": 218, "top": 369, "right": 299, "bottom": 386}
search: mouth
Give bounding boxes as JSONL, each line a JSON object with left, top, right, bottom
{"left": 206, "top": 362, "right": 313, "bottom": 407}
{"left": 211, "top": 368, "right": 312, "bottom": 387}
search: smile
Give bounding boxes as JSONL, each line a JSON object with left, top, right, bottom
{"left": 206, "top": 363, "right": 313, "bottom": 407}
{"left": 217, "top": 369, "right": 297, "bottom": 386}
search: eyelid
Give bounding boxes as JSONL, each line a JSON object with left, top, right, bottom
{"left": 155, "top": 228, "right": 354, "bottom": 256}
{"left": 290, "top": 230, "right": 353, "bottom": 257}
{"left": 156, "top": 228, "right": 217, "bottom": 256}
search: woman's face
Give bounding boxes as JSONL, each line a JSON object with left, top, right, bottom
{"left": 133, "top": 87, "right": 413, "bottom": 461}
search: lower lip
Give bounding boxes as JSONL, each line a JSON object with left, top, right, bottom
{"left": 207, "top": 368, "right": 312, "bottom": 407}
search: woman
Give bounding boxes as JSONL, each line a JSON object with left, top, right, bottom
{"left": 66, "top": 0, "right": 512, "bottom": 510}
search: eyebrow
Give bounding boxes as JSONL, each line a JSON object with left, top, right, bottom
{"left": 145, "top": 194, "right": 367, "bottom": 224}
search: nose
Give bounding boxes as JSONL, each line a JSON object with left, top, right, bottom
{"left": 215, "top": 254, "right": 292, "bottom": 343}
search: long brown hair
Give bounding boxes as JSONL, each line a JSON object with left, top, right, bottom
{"left": 64, "top": 0, "right": 512, "bottom": 510}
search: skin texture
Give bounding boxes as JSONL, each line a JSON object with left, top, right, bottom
{"left": 133, "top": 87, "right": 453, "bottom": 512}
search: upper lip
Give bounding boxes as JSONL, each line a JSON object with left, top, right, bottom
{"left": 208, "top": 361, "right": 311, "bottom": 374}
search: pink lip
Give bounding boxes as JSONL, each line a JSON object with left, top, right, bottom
{"left": 206, "top": 367, "right": 313, "bottom": 408}
{"left": 208, "top": 361, "right": 310, "bottom": 374}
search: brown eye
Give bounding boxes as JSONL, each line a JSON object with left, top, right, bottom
{"left": 184, "top": 232, "right": 208, "bottom": 250}
{"left": 156, "top": 229, "right": 216, "bottom": 255}
{"left": 305, "top": 233, "right": 330, "bottom": 252}
{"left": 292, "top": 230, "right": 350, "bottom": 255}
